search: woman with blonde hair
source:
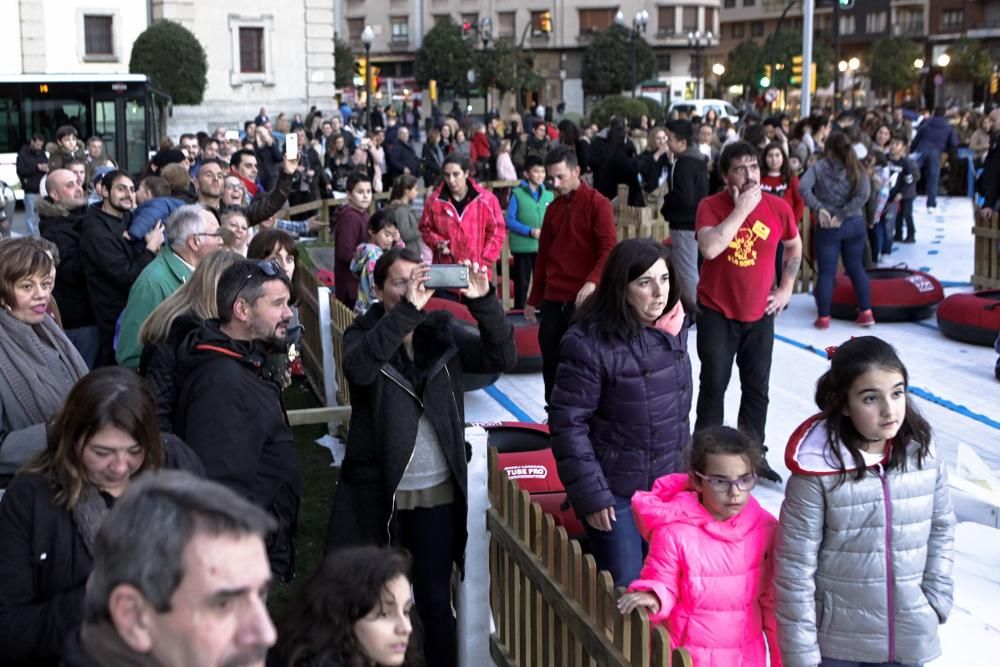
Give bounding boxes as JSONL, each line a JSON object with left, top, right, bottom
{"left": 139, "top": 249, "right": 241, "bottom": 431}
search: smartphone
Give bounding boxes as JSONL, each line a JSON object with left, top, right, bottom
{"left": 285, "top": 138, "right": 298, "bottom": 161}
{"left": 426, "top": 264, "right": 469, "bottom": 290}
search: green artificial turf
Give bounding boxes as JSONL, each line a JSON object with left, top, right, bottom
{"left": 268, "top": 376, "right": 339, "bottom": 617}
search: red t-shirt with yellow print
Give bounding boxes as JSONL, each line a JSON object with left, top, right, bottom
{"left": 694, "top": 191, "right": 799, "bottom": 322}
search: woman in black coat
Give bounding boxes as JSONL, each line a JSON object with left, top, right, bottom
{"left": 596, "top": 118, "right": 644, "bottom": 206}
{"left": 0, "top": 368, "right": 202, "bottom": 667}
{"left": 548, "top": 239, "right": 693, "bottom": 588}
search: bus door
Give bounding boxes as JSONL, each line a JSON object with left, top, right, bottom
{"left": 93, "top": 88, "right": 147, "bottom": 176}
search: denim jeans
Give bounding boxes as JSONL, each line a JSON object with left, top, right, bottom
{"left": 814, "top": 215, "right": 871, "bottom": 317}
{"left": 64, "top": 325, "right": 99, "bottom": 370}
{"left": 821, "top": 659, "right": 921, "bottom": 667}
{"left": 23, "top": 193, "right": 39, "bottom": 237}
{"left": 876, "top": 204, "right": 898, "bottom": 257}
{"left": 895, "top": 198, "right": 915, "bottom": 241}
{"left": 583, "top": 492, "right": 646, "bottom": 588}
{"left": 916, "top": 151, "right": 941, "bottom": 208}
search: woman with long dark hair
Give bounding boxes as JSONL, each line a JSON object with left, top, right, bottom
{"left": 549, "top": 238, "right": 693, "bottom": 587}
{"left": 799, "top": 131, "right": 872, "bottom": 329}
{"left": 274, "top": 546, "right": 421, "bottom": 667}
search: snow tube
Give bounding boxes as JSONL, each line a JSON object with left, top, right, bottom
{"left": 426, "top": 298, "right": 542, "bottom": 374}
{"left": 485, "top": 422, "right": 585, "bottom": 538}
{"left": 937, "top": 290, "right": 1000, "bottom": 347}
{"left": 831, "top": 267, "right": 944, "bottom": 322}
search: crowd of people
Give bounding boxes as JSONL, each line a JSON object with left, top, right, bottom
{"left": 2, "top": 92, "right": 994, "bottom": 667}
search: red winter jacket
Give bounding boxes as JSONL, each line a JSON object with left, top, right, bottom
{"left": 418, "top": 180, "right": 506, "bottom": 267}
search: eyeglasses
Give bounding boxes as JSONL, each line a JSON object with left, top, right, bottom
{"left": 224, "top": 183, "right": 244, "bottom": 191}
{"left": 194, "top": 232, "right": 224, "bottom": 239}
{"left": 694, "top": 472, "right": 757, "bottom": 493}
{"left": 232, "top": 259, "right": 284, "bottom": 307}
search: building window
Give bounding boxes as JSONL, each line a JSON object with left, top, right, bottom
{"left": 239, "top": 27, "right": 264, "bottom": 73}
{"left": 865, "top": 11, "right": 887, "bottom": 34}
{"left": 578, "top": 8, "right": 617, "bottom": 34}
{"left": 84, "top": 15, "right": 114, "bottom": 56}
{"left": 732, "top": 23, "right": 745, "bottom": 39}
{"left": 656, "top": 53, "right": 672, "bottom": 72}
{"left": 497, "top": 11, "right": 515, "bottom": 38}
{"left": 682, "top": 7, "right": 698, "bottom": 33}
{"left": 724, "top": 0, "right": 736, "bottom": 8}
{"left": 751, "top": 21, "right": 764, "bottom": 37}
{"left": 347, "top": 18, "right": 365, "bottom": 43}
{"left": 705, "top": 8, "right": 717, "bottom": 34}
{"left": 530, "top": 11, "right": 550, "bottom": 36}
{"left": 839, "top": 15, "right": 855, "bottom": 35}
{"left": 461, "top": 12, "right": 479, "bottom": 29}
{"left": 390, "top": 16, "right": 409, "bottom": 42}
{"left": 941, "top": 10, "right": 963, "bottom": 30}
{"left": 657, "top": 7, "right": 675, "bottom": 35}
{"left": 432, "top": 14, "right": 450, "bottom": 27}
{"left": 743, "top": 0, "right": 755, "bottom": 6}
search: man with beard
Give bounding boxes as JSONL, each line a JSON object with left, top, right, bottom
{"left": 38, "top": 169, "right": 99, "bottom": 367}
{"left": 62, "top": 471, "right": 278, "bottom": 667}
{"left": 174, "top": 260, "right": 301, "bottom": 582}
{"left": 80, "top": 170, "right": 165, "bottom": 366}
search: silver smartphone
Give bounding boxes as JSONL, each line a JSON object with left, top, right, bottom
{"left": 426, "top": 264, "right": 469, "bottom": 289}
{"left": 285, "top": 137, "right": 298, "bottom": 161}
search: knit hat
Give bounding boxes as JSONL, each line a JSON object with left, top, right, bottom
{"left": 151, "top": 148, "right": 186, "bottom": 170}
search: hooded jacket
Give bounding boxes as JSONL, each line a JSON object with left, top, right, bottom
{"left": 325, "top": 289, "right": 516, "bottom": 566}
{"left": 774, "top": 416, "right": 955, "bottom": 667}
{"left": 628, "top": 473, "right": 781, "bottom": 667}
{"left": 418, "top": 179, "right": 506, "bottom": 267}
{"left": 660, "top": 146, "right": 710, "bottom": 231}
{"left": 548, "top": 319, "right": 692, "bottom": 517}
{"left": 38, "top": 199, "right": 94, "bottom": 330}
{"left": 173, "top": 320, "right": 301, "bottom": 582}
{"left": 798, "top": 158, "right": 871, "bottom": 222}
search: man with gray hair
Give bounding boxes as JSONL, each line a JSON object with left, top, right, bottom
{"left": 116, "top": 204, "right": 224, "bottom": 368}
{"left": 61, "top": 470, "right": 277, "bottom": 667}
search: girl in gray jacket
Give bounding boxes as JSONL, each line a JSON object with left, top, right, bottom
{"left": 775, "top": 336, "right": 955, "bottom": 667}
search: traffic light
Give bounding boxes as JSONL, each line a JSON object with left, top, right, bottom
{"left": 370, "top": 66, "right": 381, "bottom": 93}
{"left": 355, "top": 57, "right": 366, "bottom": 84}
{"left": 838, "top": 0, "right": 855, "bottom": 8}
{"left": 790, "top": 55, "right": 804, "bottom": 86}
{"left": 760, "top": 64, "right": 771, "bottom": 88}
{"left": 539, "top": 10, "right": 553, "bottom": 34}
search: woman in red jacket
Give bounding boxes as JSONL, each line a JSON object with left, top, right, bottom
{"left": 761, "top": 142, "right": 805, "bottom": 282}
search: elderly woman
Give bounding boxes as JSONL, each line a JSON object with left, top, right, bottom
{"left": 0, "top": 367, "right": 202, "bottom": 665}
{"left": 549, "top": 238, "right": 693, "bottom": 587}
{"left": 0, "top": 238, "right": 88, "bottom": 485}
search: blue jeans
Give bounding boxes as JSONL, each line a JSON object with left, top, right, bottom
{"left": 821, "top": 659, "right": 920, "bottom": 667}
{"left": 876, "top": 204, "right": 898, "bottom": 257}
{"left": 814, "top": 215, "right": 871, "bottom": 317}
{"left": 895, "top": 198, "right": 915, "bottom": 241}
{"left": 916, "top": 151, "right": 941, "bottom": 208}
{"left": 65, "top": 325, "right": 99, "bottom": 370}
{"left": 23, "top": 193, "right": 39, "bottom": 237}
{"left": 583, "top": 492, "right": 646, "bottom": 588}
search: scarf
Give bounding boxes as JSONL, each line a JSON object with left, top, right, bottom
{"left": 0, "top": 310, "right": 88, "bottom": 424}
{"left": 653, "top": 301, "right": 685, "bottom": 336}
{"left": 81, "top": 619, "right": 160, "bottom": 667}
{"left": 71, "top": 484, "right": 112, "bottom": 555}
{"left": 234, "top": 169, "right": 258, "bottom": 197}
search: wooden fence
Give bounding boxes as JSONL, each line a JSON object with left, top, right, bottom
{"left": 488, "top": 448, "right": 692, "bottom": 667}
{"left": 973, "top": 206, "right": 1000, "bottom": 289}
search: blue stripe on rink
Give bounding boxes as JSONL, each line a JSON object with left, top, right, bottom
{"left": 774, "top": 333, "right": 1000, "bottom": 431}
{"left": 483, "top": 384, "right": 536, "bottom": 423}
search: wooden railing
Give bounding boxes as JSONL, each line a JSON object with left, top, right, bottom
{"left": 488, "top": 448, "right": 692, "bottom": 667}
{"left": 973, "top": 205, "right": 1000, "bottom": 289}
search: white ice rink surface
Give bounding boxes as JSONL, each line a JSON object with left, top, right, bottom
{"left": 465, "top": 196, "right": 1000, "bottom": 666}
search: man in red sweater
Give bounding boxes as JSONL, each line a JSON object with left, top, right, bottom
{"left": 526, "top": 145, "right": 618, "bottom": 406}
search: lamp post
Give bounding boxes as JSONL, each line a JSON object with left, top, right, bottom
{"left": 935, "top": 53, "right": 950, "bottom": 109}
{"left": 712, "top": 62, "right": 726, "bottom": 98}
{"left": 361, "top": 25, "right": 375, "bottom": 132}
{"left": 687, "top": 30, "right": 714, "bottom": 99}
{"left": 478, "top": 18, "right": 493, "bottom": 113}
{"left": 616, "top": 10, "right": 649, "bottom": 97}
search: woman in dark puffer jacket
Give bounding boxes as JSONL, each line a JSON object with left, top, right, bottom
{"left": 549, "top": 238, "right": 693, "bottom": 587}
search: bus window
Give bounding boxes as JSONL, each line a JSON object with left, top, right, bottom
{"left": 23, "top": 97, "right": 88, "bottom": 148}
{"left": 94, "top": 99, "right": 117, "bottom": 164}
{"left": 0, "top": 98, "right": 19, "bottom": 155}
{"left": 125, "top": 97, "right": 146, "bottom": 175}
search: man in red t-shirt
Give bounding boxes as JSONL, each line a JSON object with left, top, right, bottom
{"left": 694, "top": 141, "right": 802, "bottom": 482}
{"left": 525, "top": 145, "right": 618, "bottom": 406}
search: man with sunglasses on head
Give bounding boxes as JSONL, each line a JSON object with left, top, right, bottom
{"left": 173, "top": 259, "right": 301, "bottom": 582}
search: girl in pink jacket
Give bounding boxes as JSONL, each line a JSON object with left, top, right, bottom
{"left": 618, "top": 426, "right": 782, "bottom": 667}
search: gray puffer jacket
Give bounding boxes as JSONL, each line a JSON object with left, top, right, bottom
{"left": 774, "top": 416, "right": 955, "bottom": 667}
{"left": 798, "top": 157, "right": 871, "bottom": 222}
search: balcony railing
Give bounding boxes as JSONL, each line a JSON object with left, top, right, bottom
{"left": 892, "top": 21, "right": 925, "bottom": 36}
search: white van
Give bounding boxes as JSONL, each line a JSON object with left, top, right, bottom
{"left": 667, "top": 99, "right": 740, "bottom": 122}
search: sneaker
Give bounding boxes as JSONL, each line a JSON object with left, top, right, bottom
{"left": 856, "top": 309, "right": 876, "bottom": 327}
{"left": 927, "top": 206, "right": 937, "bottom": 213}
{"left": 758, "top": 455, "right": 783, "bottom": 484}
{"left": 902, "top": 237, "right": 916, "bottom": 244}
{"left": 814, "top": 316, "right": 831, "bottom": 329}
{"left": 893, "top": 235, "right": 903, "bottom": 242}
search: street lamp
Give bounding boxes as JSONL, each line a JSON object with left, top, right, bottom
{"left": 361, "top": 25, "right": 375, "bottom": 132}
{"left": 936, "top": 53, "right": 950, "bottom": 68}
{"left": 478, "top": 18, "right": 493, "bottom": 113}
{"left": 616, "top": 10, "right": 649, "bottom": 97}
{"left": 934, "top": 53, "right": 950, "bottom": 108}
{"left": 913, "top": 58, "right": 924, "bottom": 70}
{"left": 688, "top": 30, "right": 714, "bottom": 99}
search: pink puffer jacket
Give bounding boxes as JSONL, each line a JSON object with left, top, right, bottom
{"left": 629, "top": 473, "right": 782, "bottom": 667}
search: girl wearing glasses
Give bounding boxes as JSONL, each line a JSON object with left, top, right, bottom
{"left": 617, "top": 426, "right": 781, "bottom": 667}
{"left": 775, "top": 337, "right": 954, "bottom": 667}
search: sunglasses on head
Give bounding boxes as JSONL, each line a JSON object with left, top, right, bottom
{"left": 232, "top": 259, "right": 284, "bottom": 307}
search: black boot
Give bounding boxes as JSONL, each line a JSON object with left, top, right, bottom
{"left": 758, "top": 447, "right": 783, "bottom": 484}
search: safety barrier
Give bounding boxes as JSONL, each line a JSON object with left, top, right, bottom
{"left": 488, "top": 448, "right": 692, "bottom": 667}
{"left": 973, "top": 206, "right": 1000, "bottom": 289}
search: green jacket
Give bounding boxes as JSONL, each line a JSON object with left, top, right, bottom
{"left": 507, "top": 181, "right": 554, "bottom": 254}
{"left": 116, "top": 249, "right": 193, "bottom": 368}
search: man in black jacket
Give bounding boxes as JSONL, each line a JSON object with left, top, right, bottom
{"left": 661, "top": 119, "right": 710, "bottom": 304}
{"left": 386, "top": 126, "right": 419, "bottom": 184}
{"left": 80, "top": 170, "right": 164, "bottom": 366}
{"left": 174, "top": 259, "right": 300, "bottom": 583}
{"left": 977, "top": 108, "right": 1000, "bottom": 221}
{"left": 15, "top": 134, "right": 48, "bottom": 236}
{"left": 326, "top": 249, "right": 516, "bottom": 667}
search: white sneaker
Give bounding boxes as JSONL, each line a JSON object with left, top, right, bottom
{"left": 927, "top": 206, "right": 937, "bottom": 213}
